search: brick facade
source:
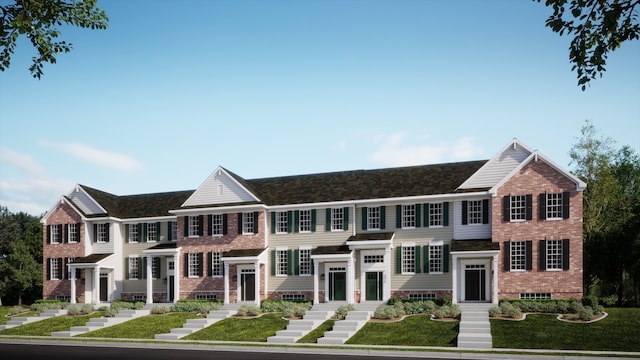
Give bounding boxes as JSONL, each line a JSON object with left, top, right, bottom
{"left": 493, "top": 159, "right": 583, "bottom": 300}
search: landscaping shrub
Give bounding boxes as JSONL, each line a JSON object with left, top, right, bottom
{"left": 261, "top": 299, "right": 311, "bottom": 314}
{"left": 599, "top": 295, "right": 618, "bottom": 306}
{"left": 582, "top": 295, "right": 599, "bottom": 308}
{"left": 236, "top": 304, "right": 261, "bottom": 316}
{"left": 499, "top": 302, "right": 521, "bottom": 318}
{"left": 373, "top": 304, "right": 405, "bottom": 319}
{"left": 488, "top": 306, "right": 502, "bottom": 317}
{"left": 7, "top": 306, "right": 26, "bottom": 316}
{"left": 333, "top": 304, "right": 355, "bottom": 320}
{"left": 403, "top": 300, "right": 436, "bottom": 315}
{"left": 150, "top": 305, "right": 171, "bottom": 314}
{"left": 30, "top": 300, "right": 68, "bottom": 313}
{"left": 386, "top": 296, "right": 402, "bottom": 305}
{"left": 281, "top": 302, "right": 311, "bottom": 318}
{"left": 171, "top": 300, "right": 221, "bottom": 313}
{"left": 66, "top": 305, "right": 82, "bottom": 316}
{"left": 111, "top": 300, "right": 145, "bottom": 311}
{"left": 568, "top": 300, "right": 584, "bottom": 314}
{"left": 104, "top": 308, "right": 119, "bottom": 317}
{"left": 579, "top": 306, "right": 594, "bottom": 321}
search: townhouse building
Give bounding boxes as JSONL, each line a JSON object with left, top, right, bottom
{"left": 41, "top": 139, "right": 585, "bottom": 306}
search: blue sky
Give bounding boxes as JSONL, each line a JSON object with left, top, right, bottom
{"left": 0, "top": 0, "right": 638, "bottom": 216}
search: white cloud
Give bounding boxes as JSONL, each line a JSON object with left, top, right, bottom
{"left": 369, "top": 132, "right": 484, "bottom": 167}
{"left": 0, "top": 146, "right": 48, "bottom": 178}
{"left": 47, "top": 142, "right": 143, "bottom": 172}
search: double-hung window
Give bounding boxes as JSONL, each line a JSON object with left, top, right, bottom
{"left": 401, "top": 245, "right": 416, "bottom": 274}
{"left": 510, "top": 195, "right": 527, "bottom": 221}
{"left": 510, "top": 241, "right": 527, "bottom": 271}
{"left": 95, "top": 223, "right": 109, "bottom": 243}
{"left": 429, "top": 203, "right": 443, "bottom": 227}
{"left": 188, "top": 253, "right": 201, "bottom": 277}
{"left": 299, "top": 247, "right": 311, "bottom": 276}
{"left": 50, "top": 225, "right": 61, "bottom": 244}
{"left": 67, "top": 224, "right": 79, "bottom": 243}
{"left": 151, "top": 257, "right": 160, "bottom": 279}
{"left": 428, "top": 245, "right": 443, "bottom": 273}
{"left": 242, "top": 212, "right": 255, "bottom": 234}
{"left": 188, "top": 216, "right": 200, "bottom": 237}
{"left": 331, "top": 208, "right": 344, "bottom": 231}
{"left": 275, "top": 248, "right": 288, "bottom": 276}
{"left": 210, "top": 252, "right": 222, "bottom": 277}
{"left": 467, "top": 200, "right": 483, "bottom": 224}
{"left": 546, "top": 193, "right": 563, "bottom": 219}
{"left": 128, "top": 224, "right": 139, "bottom": 243}
{"left": 276, "top": 211, "right": 288, "bottom": 234}
{"left": 50, "top": 258, "right": 61, "bottom": 280}
{"left": 367, "top": 207, "right": 381, "bottom": 230}
{"left": 546, "top": 239, "right": 564, "bottom": 270}
{"left": 170, "top": 221, "right": 178, "bottom": 241}
{"left": 299, "top": 210, "right": 311, "bottom": 233}
{"left": 147, "top": 223, "right": 157, "bottom": 242}
{"left": 128, "top": 257, "right": 140, "bottom": 280}
{"left": 210, "top": 214, "right": 225, "bottom": 236}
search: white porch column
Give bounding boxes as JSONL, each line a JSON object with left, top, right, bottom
{"left": 451, "top": 255, "right": 458, "bottom": 304}
{"left": 93, "top": 266, "right": 100, "bottom": 305}
{"left": 224, "top": 262, "right": 230, "bottom": 304}
{"left": 173, "top": 255, "right": 180, "bottom": 303}
{"left": 347, "top": 256, "right": 355, "bottom": 304}
{"left": 146, "top": 255, "right": 153, "bottom": 304}
{"left": 254, "top": 262, "right": 260, "bottom": 305}
{"left": 70, "top": 268, "right": 76, "bottom": 304}
{"left": 384, "top": 246, "right": 392, "bottom": 302}
{"left": 313, "top": 260, "right": 319, "bottom": 304}
{"left": 492, "top": 254, "right": 499, "bottom": 304}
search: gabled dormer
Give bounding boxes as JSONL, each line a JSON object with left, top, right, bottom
{"left": 181, "top": 166, "right": 261, "bottom": 208}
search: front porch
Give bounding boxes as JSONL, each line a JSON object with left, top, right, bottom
{"left": 451, "top": 239, "right": 500, "bottom": 304}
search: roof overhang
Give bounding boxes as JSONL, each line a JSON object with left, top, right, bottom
{"left": 346, "top": 232, "right": 394, "bottom": 250}
{"left": 221, "top": 248, "right": 267, "bottom": 264}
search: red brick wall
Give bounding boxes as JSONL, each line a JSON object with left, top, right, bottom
{"left": 177, "top": 212, "right": 267, "bottom": 300}
{"left": 42, "top": 200, "right": 86, "bottom": 302}
{"left": 493, "top": 159, "right": 583, "bottom": 300}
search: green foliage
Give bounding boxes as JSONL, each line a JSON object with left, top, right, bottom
{"left": 183, "top": 313, "right": 287, "bottom": 342}
{"left": 236, "top": 304, "right": 261, "bottom": 316}
{"left": 333, "top": 304, "right": 355, "bottom": 320}
{"left": 347, "top": 314, "right": 458, "bottom": 347}
{"left": 535, "top": 0, "right": 640, "bottom": 90}
{"left": 150, "top": 305, "right": 171, "bottom": 314}
{"left": 30, "top": 300, "right": 68, "bottom": 313}
{"left": 170, "top": 300, "right": 221, "bottom": 313}
{"left": 7, "top": 305, "right": 26, "bottom": 316}
{"left": 0, "top": 0, "right": 109, "bottom": 78}
{"left": 488, "top": 306, "right": 502, "bottom": 317}
{"left": 65, "top": 304, "right": 93, "bottom": 316}
{"left": 260, "top": 299, "right": 312, "bottom": 315}
{"left": 296, "top": 319, "right": 335, "bottom": 343}
{"left": 499, "top": 302, "right": 522, "bottom": 318}
{"left": 83, "top": 312, "right": 202, "bottom": 339}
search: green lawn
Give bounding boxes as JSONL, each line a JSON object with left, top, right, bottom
{"left": 297, "top": 319, "right": 335, "bottom": 343}
{"left": 0, "top": 311, "right": 106, "bottom": 336}
{"left": 491, "top": 307, "right": 640, "bottom": 352}
{"left": 183, "top": 313, "right": 288, "bottom": 342}
{"left": 346, "top": 315, "right": 459, "bottom": 347}
{"left": 81, "top": 312, "right": 203, "bottom": 339}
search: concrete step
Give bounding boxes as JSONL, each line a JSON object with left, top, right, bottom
{"left": 274, "top": 329, "right": 305, "bottom": 337}
{"left": 266, "top": 336, "right": 297, "bottom": 344}
{"left": 154, "top": 333, "right": 182, "bottom": 340}
{"left": 458, "top": 340, "right": 493, "bottom": 349}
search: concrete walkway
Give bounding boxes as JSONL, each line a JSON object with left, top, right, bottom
{"left": 457, "top": 302, "right": 493, "bottom": 349}
{"left": 50, "top": 308, "right": 151, "bottom": 337}
{"left": 316, "top": 302, "right": 382, "bottom": 345}
{"left": 266, "top": 302, "right": 337, "bottom": 344}
{"left": 0, "top": 309, "right": 68, "bottom": 330}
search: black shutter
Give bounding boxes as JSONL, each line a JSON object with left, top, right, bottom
{"left": 415, "top": 245, "right": 421, "bottom": 273}
{"left": 198, "top": 253, "right": 204, "bottom": 277}
{"left": 395, "top": 246, "right": 402, "bottom": 274}
{"left": 270, "top": 212, "right": 276, "bottom": 234}
{"left": 380, "top": 206, "right": 386, "bottom": 229}
{"left": 343, "top": 207, "right": 349, "bottom": 230}
{"left": 270, "top": 250, "right": 276, "bottom": 276}
{"left": 62, "top": 224, "right": 67, "bottom": 243}
{"left": 222, "top": 214, "right": 228, "bottom": 235}
{"left": 423, "top": 204, "right": 429, "bottom": 228}
{"left": 198, "top": 215, "right": 204, "bottom": 236}
{"left": 482, "top": 199, "right": 489, "bottom": 224}
{"left": 93, "top": 224, "right": 97, "bottom": 242}
{"left": 311, "top": 209, "right": 316, "bottom": 232}
{"left": 167, "top": 221, "right": 172, "bottom": 240}
{"left": 539, "top": 240, "right": 547, "bottom": 271}
{"left": 562, "top": 239, "right": 570, "bottom": 270}
{"left": 562, "top": 192, "right": 570, "bottom": 219}
{"left": 140, "top": 257, "right": 146, "bottom": 279}
{"left": 325, "top": 208, "right": 331, "bottom": 231}
{"left": 184, "top": 217, "right": 189, "bottom": 237}
{"left": 294, "top": 210, "right": 300, "bottom": 233}
{"left": 443, "top": 245, "right": 450, "bottom": 273}
{"left": 184, "top": 253, "right": 189, "bottom": 278}
{"left": 396, "top": 205, "right": 402, "bottom": 228}
{"left": 237, "top": 213, "right": 243, "bottom": 234}
{"left": 105, "top": 223, "right": 110, "bottom": 242}
{"left": 287, "top": 211, "right": 293, "bottom": 233}
{"left": 539, "top": 193, "right": 547, "bottom": 220}
{"left": 208, "top": 215, "right": 213, "bottom": 236}
{"left": 461, "top": 201, "right": 468, "bottom": 225}
{"left": 443, "top": 202, "right": 449, "bottom": 226}
{"left": 525, "top": 194, "right": 533, "bottom": 220}
{"left": 287, "top": 249, "right": 293, "bottom": 275}
{"left": 503, "top": 196, "right": 510, "bottom": 221}
{"left": 125, "top": 224, "right": 130, "bottom": 242}
{"left": 57, "top": 258, "right": 63, "bottom": 279}
{"left": 47, "top": 258, "right": 51, "bottom": 280}
{"left": 293, "top": 249, "right": 300, "bottom": 275}
{"left": 208, "top": 252, "right": 213, "bottom": 276}
{"left": 525, "top": 240, "right": 533, "bottom": 270}
{"left": 415, "top": 204, "right": 421, "bottom": 227}
{"left": 362, "top": 207, "right": 368, "bottom": 230}
{"left": 504, "top": 241, "right": 511, "bottom": 271}
{"left": 63, "top": 258, "right": 69, "bottom": 279}
{"left": 423, "top": 246, "right": 430, "bottom": 273}
{"left": 47, "top": 225, "right": 51, "bottom": 244}
{"left": 254, "top": 212, "right": 259, "bottom": 234}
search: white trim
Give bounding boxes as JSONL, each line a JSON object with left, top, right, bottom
{"left": 170, "top": 204, "right": 267, "bottom": 215}
{"left": 121, "top": 215, "right": 177, "bottom": 223}
{"left": 181, "top": 166, "right": 261, "bottom": 206}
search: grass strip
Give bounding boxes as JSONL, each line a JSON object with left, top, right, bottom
{"left": 296, "top": 319, "right": 334, "bottom": 343}
{"left": 0, "top": 311, "right": 106, "bottom": 336}
{"left": 81, "top": 312, "right": 203, "bottom": 339}
{"left": 183, "top": 313, "right": 288, "bottom": 342}
{"left": 346, "top": 315, "right": 458, "bottom": 347}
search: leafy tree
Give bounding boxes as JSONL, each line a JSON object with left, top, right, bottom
{"left": 0, "top": 0, "right": 109, "bottom": 79}
{"left": 569, "top": 120, "right": 640, "bottom": 305}
{"left": 0, "top": 206, "right": 42, "bottom": 305}
{"left": 535, "top": 0, "right": 640, "bottom": 90}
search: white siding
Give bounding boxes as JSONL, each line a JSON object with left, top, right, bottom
{"left": 69, "top": 188, "right": 105, "bottom": 216}
{"left": 452, "top": 201, "right": 492, "bottom": 240}
{"left": 183, "top": 168, "right": 256, "bottom": 207}
{"left": 460, "top": 145, "right": 531, "bottom": 189}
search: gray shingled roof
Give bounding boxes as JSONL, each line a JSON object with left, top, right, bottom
{"left": 78, "top": 159, "right": 487, "bottom": 219}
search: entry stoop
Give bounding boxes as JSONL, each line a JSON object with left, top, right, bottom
{"left": 457, "top": 303, "right": 493, "bottom": 349}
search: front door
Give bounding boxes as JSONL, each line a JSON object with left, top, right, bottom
{"left": 241, "top": 271, "right": 255, "bottom": 301}
{"left": 167, "top": 260, "right": 175, "bottom": 302}
{"left": 329, "top": 271, "right": 346, "bottom": 301}
{"left": 99, "top": 274, "right": 108, "bottom": 302}
{"left": 464, "top": 265, "right": 486, "bottom": 301}
{"left": 365, "top": 272, "right": 383, "bottom": 301}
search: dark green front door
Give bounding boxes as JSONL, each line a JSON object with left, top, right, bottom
{"left": 365, "top": 272, "right": 383, "bottom": 301}
{"left": 329, "top": 272, "right": 346, "bottom": 301}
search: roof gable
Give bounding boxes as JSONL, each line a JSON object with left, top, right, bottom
{"left": 181, "top": 166, "right": 260, "bottom": 208}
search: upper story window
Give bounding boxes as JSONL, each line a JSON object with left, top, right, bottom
{"left": 276, "top": 211, "right": 288, "bottom": 234}
{"left": 169, "top": 221, "right": 178, "bottom": 241}
{"left": 67, "top": 224, "right": 79, "bottom": 243}
{"left": 147, "top": 223, "right": 157, "bottom": 242}
{"left": 503, "top": 194, "right": 532, "bottom": 222}
{"left": 542, "top": 192, "right": 570, "bottom": 220}
{"left": 94, "top": 223, "right": 110, "bottom": 243}
{"left": 299, "top": 210, "right": 311, "bottom": 233}
{"left": 364, "top": 254, "right": 384, "bottom": 263}
{"left": 241, "top": 212, "right": 256, "bottom": 235}
{"left": 428, "top": 203, "right": 443, "bottom": 227}
{"left": 209, "top": 214, "right": 226, "bottom": 236}
{"left": 50, "top": 224, "right": 61, "bottom": 244}
{"left": 128, "top": 224, "right": 139, "bottom": 243}
{"left": 210, "top": 252, "right": 222, "bottom": 277}
{"left": 331, "top": 208, "right": 344, "bottom": 231}
{"left": 366, "top": 206, "right": 381, "bottom": 230}
{"left": 401, "top": 204, "right": 416, "bottom": 228}
{"left": 188, "top": 216, "right": 200, "bottom": 237}
{"left": 462, "top": 200, "right": 489, "bottom": 225}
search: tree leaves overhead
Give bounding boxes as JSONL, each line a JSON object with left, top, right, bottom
{"left": 0, "top": 0, "right": 109, "bottom": 79}
{"left": 535, "top": 0, "right": 640, "bottom": 90}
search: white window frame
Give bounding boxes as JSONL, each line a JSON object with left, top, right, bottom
{"left": 510, "top": 241, "right": 527, "bottom": 271}
{"left": 298, "top": 210, "right": 311, "bottom": 233}
{"left": 211, "top": 252, "right": 223, "bottom": 277}
{"left": 401, "top": 243, "right": 416, "bottom": 274}
{"left": 276, "top": 211, "right": 288, "bottom": 234}
{"left": 467, "top": 200, "right": 483, "bottom": 225}
{"left": 147, "top": 223, "right": 157, "bottom": 242}
{"left": 188, "top": 216, "right": 199, "bottom": 237}
{"left": 510, "top": 195, "right": 527, "bottom": 222}
{"left": 67, "top": 224, "right": 79, "bottom": 243}
{"left": 429, "top": 203, "right": 443, "bottom": 227}
{"left": 242, "top": 212, "right": 255, "bottom": 235}
{"left": 367, "top": 206, "right": 380, "bottom": 230}
{"left": 188, "top": 253, "right": 200, "bottom": 278}
{"left": 546, "top": 193, "right": 563, "bottom": 220}
{"left": 129, "top": 256, "right": 140, "bottom": 280}
{"left": 128, "top": 224, "right": 139, "bottom": 243}
{"left": 151, "top": 257, "right": 160, "bottom": 279}
{"left": 211, "top": 214, "right": 224, "bottom": 236}
{"left": 170, "top": 220, "right": 178, "bottom": 241}
{"left": 50, "top": 225, "right": 61, "bottom": 244}
{"left": 276, "top": 247, "right": 288, "bottom": 276}
{"left": 50, "top": 258, "right": 61, "bottom": 280}
{"left": 401, "top": 205, "right": 416, "bottom": 229}
{"left": 429, "top": 242, "right": 444, "bottom": 274}
{"left": 546, "top": 239, "right": 563, "bottom": 271}
{"left": 299, "top": 247, "right": 311, "bottom": 276}
{"left": 331, "top": 208, "right": 344, "bottom": 231}
{"left": 96, "top": 223, "right": 108, "bottom": 243}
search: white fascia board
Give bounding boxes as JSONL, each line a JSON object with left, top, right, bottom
{"left": 488, "top": 151, "right": 586, "bottom": 195}
{"left": 85, "top": 216, "right": 122, "bottom": 222}
{"left": 220, "top": 256, "right": 262, "bottom": 264}
{"left": 41, "top": 195, "right": 87, "bottom": 224}
{"left": 346, "top": 240, "right": 392, "bottom": 250}
{"left": 121, "top": 215, "right": 177, "bottom": 224}
{"left": 451, "top": 250, "right": 500, "bottom": 257}
{"left": 458, "top": 138, "right": 534, "bottom": 190}
{"left": 143, "top": 247, "right": 181, "bottom": 256}
{"left": 170, "top": 204, "right": 267, "bottom": 215}
{"left": 310, "top": 253, "right": 353, "bottom": 261}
